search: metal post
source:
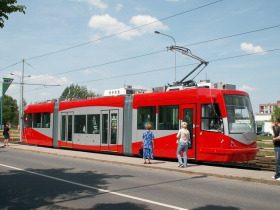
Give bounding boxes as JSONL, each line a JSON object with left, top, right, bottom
{"left": 10, "top": 73, "right": 21, "bottom": 131}
{"left": 20, "top": 59, "right": 24, "bottom": 142}
{"left": 154, "top": 31, "right": 177, "bottom": 82}
{"left": 0, "top": 96, "right": 3, "bottom": 129}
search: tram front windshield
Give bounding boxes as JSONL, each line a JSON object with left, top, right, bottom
{"left": 224, "top": 95, "right": 255, "bottom": 134}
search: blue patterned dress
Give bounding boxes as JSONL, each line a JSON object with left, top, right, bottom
{"left": 142, "top": 130, "right": 155, "bottom": 159}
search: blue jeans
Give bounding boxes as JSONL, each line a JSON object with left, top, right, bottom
{"left": 177, "top": 142, "right": 188, "bottom": 167}
{"left": 275, "top": 147, "right": 280, "bottom": 178}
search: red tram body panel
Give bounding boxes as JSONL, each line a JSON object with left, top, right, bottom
{"left": 23, "top": 88, "right": 259, "bottom": 162}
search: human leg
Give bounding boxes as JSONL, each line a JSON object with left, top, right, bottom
{"left": 177, "top": 143, "right": 183, "bottom": 166}
{"left": 143, "top": 148, "right": 147, "bottom": 163}
{"left": 182, "top": 143, "right": 188, "bottom": 168}
{"left": 275, "top": 147, "right": 280, "bottom": 178}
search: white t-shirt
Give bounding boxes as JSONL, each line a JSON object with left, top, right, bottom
{"left": 176, "top": 128, "right": 190, "bottom": 143}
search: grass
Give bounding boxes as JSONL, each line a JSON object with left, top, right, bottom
{"left": 257, "top": 136, "right": 275, "bottom": 157}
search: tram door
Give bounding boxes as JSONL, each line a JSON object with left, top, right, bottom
{"left": 61, "top": 112, "right": 73, "bottom": 148}
{"left": 101, "top": 110, "right": 119, "bottom": 152}
{"left": 181, "top": 104, "right": 196, "bottom": 159}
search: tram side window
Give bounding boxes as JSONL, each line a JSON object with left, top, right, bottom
{"left": 33, "top": 113, "right": 41, "bottom": 128}
{"left": 158, "top": 105, "right": 179, "bottom": 130}
{"left": 201, "top": 103, "right": 223, "bottom": 132}
{"left": 42, "top": 112, "right": 50, "bottom": 128}
{"left": 28, "top": 113, "right": 32, "bottom": 128}
{"left": 137, "top": 106, "right": 156, "bottom": 130}
{"left": 87, "top": 114, "right": 100, "bottom": 134}
{"left": 74, "top": 115, "right": 86, "bottom": 133}
{"left": 23, "top": 114, "right": 27, "bottom": 128}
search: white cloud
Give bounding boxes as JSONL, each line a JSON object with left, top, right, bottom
{"left": 80, "top": 69, "right": 103, "bottom": 75}
{"left": 130, "top": 15, "right": 169, "bottom": 34}
{"left": 135, "top": 7, "right": 148, "bottom": 11}
{"left": 27, "top": 75, "right": 70, "bottom": 86}
{"left": 239, "top": 85, "right": 256, "bottom": 92}
{"left": 240, "top": 42, "right": 266, "bottom": 54}
{"left": 90, "top": 34, "right": 101, "bottom": 42}
{"left": 77, "top": 0, "right": 107, "bottom": 9}
{"left": 115, "top": 3, "right": 123, "bottom": 12}
{"left": 88, "top": 14, "right": 140, "bottom": 40}
{"left": 88, "top": 14, "right": 168, "bottom": 40}
{"left": 81, "top": 69, "right": 92, "bottom": 75}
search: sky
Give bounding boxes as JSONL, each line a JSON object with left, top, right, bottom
{"left": 0, "top": 0, "right": 279, "bottom": 113}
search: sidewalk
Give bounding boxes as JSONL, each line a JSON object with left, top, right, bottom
{"left": 4, "top": 143, "right": 280, "bottom": 186}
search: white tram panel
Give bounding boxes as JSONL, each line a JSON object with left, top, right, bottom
{"left": 57, "top": 106, "right": 124, "bottom": 147}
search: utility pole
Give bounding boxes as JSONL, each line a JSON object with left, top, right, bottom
{"left": 20, "top": 59, "right": 24, "bottom": 142}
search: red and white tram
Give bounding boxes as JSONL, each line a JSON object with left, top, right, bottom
{"left": 22, "top": 87, "right": 258, "bottom": 162}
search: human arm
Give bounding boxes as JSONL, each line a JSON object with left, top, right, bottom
{"left": 176, "top": 130, "right": 180, "bottom": 143}
{"left": 176, "top": 130, "right": 181, "bottom": 139}
{"left": 273, "top": 136, "right": 280, "bottom": 143}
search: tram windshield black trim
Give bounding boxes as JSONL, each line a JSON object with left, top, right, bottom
{"left": 224, "top": 95, "right": 255, "bottom": 134}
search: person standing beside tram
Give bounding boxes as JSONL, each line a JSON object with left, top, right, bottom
{"left": 176, "top": 122, "right": 190, "bottom": 168}
{"left": 142, "top": 124, "right": 155, "bottom": 164}
{"left": 272, "top": 117, "right": 280, "bottom": 181}
{"left": 3, "top": 124, "right": 10, "bottom": 147}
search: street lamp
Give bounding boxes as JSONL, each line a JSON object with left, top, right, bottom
{"left": 154, "top": 31, "right": 177, "bottom": 82}
{"left": 10, "top": 72, "right": 31, "bottom": 141}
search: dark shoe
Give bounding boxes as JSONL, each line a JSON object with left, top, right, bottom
{"left": 148, "top": 162, "right": 152, "bottom": 164}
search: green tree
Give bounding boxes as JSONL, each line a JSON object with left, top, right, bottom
{"left": 0, "top": 0, "right": 26, "bottom": 28}
{"left": 60, "top": 84, "right": 100, "bottom": 100}
{"left": 1, "top": 95, "right": 19, "bottom": 126}
{"left": 271, "top": 105, "right": 280, "bottom": 123}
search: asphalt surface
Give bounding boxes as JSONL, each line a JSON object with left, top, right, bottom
{"left": 1, "top": 147, "right": 280, "bottom": 210}
{"left": 2, "top": 143, "right": 280, "bottom": 186}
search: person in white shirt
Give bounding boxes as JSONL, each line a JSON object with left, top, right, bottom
{"left": 176, "top": 122, "right": 190, "bottom": 168}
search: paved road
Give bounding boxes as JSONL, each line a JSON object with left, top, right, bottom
{"left": 1, "top": 149, "right": 280, "bottom": 209}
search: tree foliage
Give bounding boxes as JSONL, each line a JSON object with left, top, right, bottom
{"left": 1, "top": 95, "right": 19, "bottom": 126}
{"left": 60, "top": 84, "right": 100, "bottom": 100}
{"left": 0, "top": 0, "right": 26, "bottom": 28}
{"left": 271, "top": 105, "right": 280, "bottom": 123}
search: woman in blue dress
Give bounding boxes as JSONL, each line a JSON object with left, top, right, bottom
{"left": 142, "top": 124, "right": 155, "bottom": 164}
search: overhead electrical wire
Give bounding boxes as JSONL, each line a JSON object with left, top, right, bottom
{"left": 22, "top": 24, "right": 280, "bottom": 83}
{"left": 10, "top": 47, "right": 278, "bottom": 96}
{"left": 0, "top": 60, "right": 22, "bottom": 72}
{"left": 65, "top": 48, "right": 280, "bottom": 86}
{"left": 24, "top": 0, "right": 224, "bottom": 61}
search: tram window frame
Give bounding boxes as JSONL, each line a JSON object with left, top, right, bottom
{"left": 87, "top": 114, "right": 100, "bottom": 134}
{"left": 23, "top": 114, "right": 27, "bottom": 128}
{"left": 201, "top": 103, "right": 223, "bottom": 133}
{"left": 137, "top": 106, "right": 156, "bottom": 130}
{"left": 158, "top": 105, "right": 179, "bottom": 130}
{"left": 42, "top": 112, "right": 51, "bottom": 128}
{"left": 27, "top": 113, "right": 32, "bottom": 128}
{"left": 33, "top": 113, "right": 42, "bottom": 128}
{"left": 74, "top": 115, "right": 86, "bottom": 134}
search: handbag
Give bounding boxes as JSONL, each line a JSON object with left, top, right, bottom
{"left": 139, "top": 148, "right": 143, "bottom": 157}
{"left": 188, "top": 139, "right": 192, "bottom": 149}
